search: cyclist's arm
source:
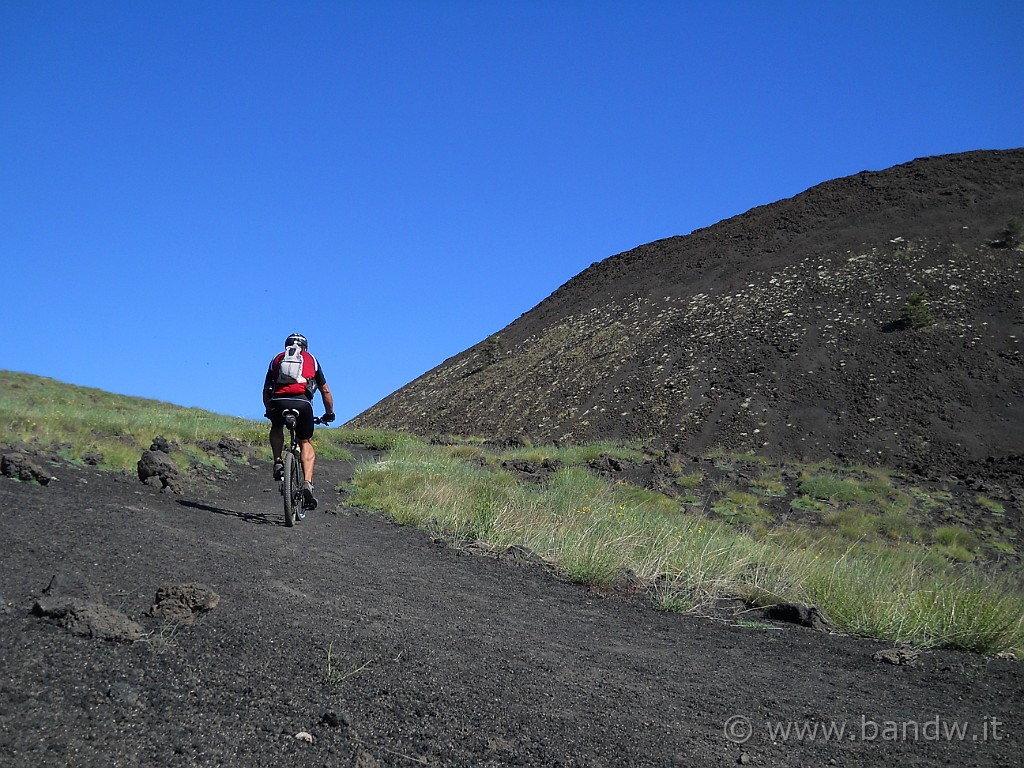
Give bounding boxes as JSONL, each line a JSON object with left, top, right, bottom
{"left": 319, "top": 381, "right": 335, "bottom": 417}
{"left": 311, "top": 362, "right": 334, "bottom": 417}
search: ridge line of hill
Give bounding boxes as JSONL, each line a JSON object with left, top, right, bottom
{"left": 350, "top": 149, "right": 1024, "bottom": 484}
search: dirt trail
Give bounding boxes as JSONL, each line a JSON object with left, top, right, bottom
{"left": 1, "top": 456, "right": 1021, "bottom": 767}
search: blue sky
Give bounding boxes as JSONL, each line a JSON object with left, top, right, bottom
{"left": 3, "top": 1, "right": 1022, "bottom": 422}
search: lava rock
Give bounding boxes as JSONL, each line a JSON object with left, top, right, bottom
{"left": 137, "top": 449, "right": 182, "bottom": 493}
{"left": 150, "top": 582, "right": 220, "bottom": 625}
{"left": 32, "top": 597, "right": 143, "bottom": 643}
{"left": 1, "top": 452, "right": 54, "bottom": 485}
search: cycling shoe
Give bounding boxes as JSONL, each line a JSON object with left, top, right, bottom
{"left": 302, "top": 481, "right": 318, "bottom": 511}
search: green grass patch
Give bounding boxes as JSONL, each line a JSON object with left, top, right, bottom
{"left": 790, "top": 495, "right": 828, "bottom": 514}
{"left": 931, "top": 525, "right": 981, "bottom": 562}
{"left": 611, "top": 482, "right": 679, "bottom": 516}
{"left": 348, "top": 440, "right": 1024, "bottom": 655}
{"left": 798, "top": 473, "right": 867, "bottom": 503}
{"left": 502, "top": 441, "right": 647, "bottom": 467}
{"left": 909, "top": 486, "right": 954, "bottom": 513}
{"left": 749, "top": 473, "right": 786, "bottom": 497}
{"left": 0, "top": 370, "right": 377, "bottom": 471}
{"left": 674, "top": 471, "right": 705, "bottom": 490}
{"left": 977, "top": 496, "right": 1006, "bottom": 516}
{"left": 713, "top": 491, "right": 771, "bottom": 526}
{"left": 799, "top": 549, "right": 1022, "bottom": 653}
{"left": 0, "top": 371, "right": 261, "bottom": 471}
{"left": 442, "top": 444, "right": 491, "bottom": 462}
{"left": 987, "top": 540, "right": 1017, "bottom": 556}
{"left": 933, "top": 525, "right": 981, "bottom": 552}
{"left": 823, "top": 506, "right": 878, "bottom": 540}
{"left": 876, "top": 504, "right": 924, "bottom": 542}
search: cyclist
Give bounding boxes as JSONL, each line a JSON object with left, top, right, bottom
{"left": 263, "top": 333, "right": 335, "bottom": 509}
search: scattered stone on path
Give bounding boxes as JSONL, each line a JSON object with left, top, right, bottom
{"left": 321, "top": 711, "right": 351, "bottom": 729}
{"left": 499, "top": 458, "right": 563, "bottom": 483}
{"left": 486, "top": 736, "right": 514, "bottom": 753}
{"left": 762, "top": 602, "right": 831, "bottom": 632}
{"left": 197, "top": 436, "right": 256, "bottom": 463}
{"left": 150, "top": 582, "right": 220, "bottom": 625}
{"left": 588, "top": 454, "right": 634, "bottom": 474}
{"left": 107, "top": 682, "right": 146, "bottom": 709}
{"left": 872, "top": 647, "right": 920, "bottom": 666}
{"left": 506, "top": 544, "right": 547, "bottom": 565}
{"left": 81, "top": 450, "right": 104, "bottom": 466}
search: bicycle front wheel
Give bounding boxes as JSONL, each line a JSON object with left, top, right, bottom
{"left": 282, "top": 451, "right": 299, "bottom": 527}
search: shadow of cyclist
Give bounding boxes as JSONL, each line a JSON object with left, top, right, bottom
{"left": 176, "top": 499, "right": 279, "bottom": 526}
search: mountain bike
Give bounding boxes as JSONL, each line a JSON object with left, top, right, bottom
{"left": 279, "top": 409, "right": 325, "bottom": 527}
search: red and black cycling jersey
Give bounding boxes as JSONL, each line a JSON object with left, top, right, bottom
{"left": 265, "top": 350, "right": 328, "bottom": 400}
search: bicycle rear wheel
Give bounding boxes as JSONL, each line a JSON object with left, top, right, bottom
{"left": 282, "top": 451, "right": 299, "bottom": 527}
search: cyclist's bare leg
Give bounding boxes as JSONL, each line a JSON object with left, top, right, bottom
{"left": 269, "top": 424, "right": 284, "bottom": 462}
{"left": 300, "top": 439, "right": 316, "bottom": 483}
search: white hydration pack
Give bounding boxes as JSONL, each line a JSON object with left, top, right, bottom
{"left": 277, "top": 344, "right": 307, "bottom": 385}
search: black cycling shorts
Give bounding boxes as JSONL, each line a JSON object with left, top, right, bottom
{"left": 269, "top": 397, "right": 316, "bottom": 441}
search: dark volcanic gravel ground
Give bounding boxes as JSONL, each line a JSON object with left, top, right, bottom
{"left": 1, "top": 456, "right": 1022, "bottom": 767}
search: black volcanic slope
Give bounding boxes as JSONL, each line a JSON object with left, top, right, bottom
{"left": 351, "top": 149, "right": 1024, "bottom": 479}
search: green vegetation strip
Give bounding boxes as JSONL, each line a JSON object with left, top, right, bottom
{"left": 349, "top": 440, "right": 1024, "bottom": 656}
{"left": 0, "top": 371, "right": 404, "bottom": 470}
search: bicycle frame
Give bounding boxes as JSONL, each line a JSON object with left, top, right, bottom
{"left": 278, "top": 409, "right": 323, "bottom": 527}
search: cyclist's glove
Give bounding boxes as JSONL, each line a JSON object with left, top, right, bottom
{"left": 322, "top": 412, "right": 336, "bottom": 424}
